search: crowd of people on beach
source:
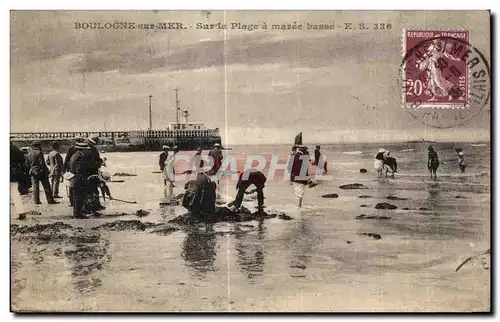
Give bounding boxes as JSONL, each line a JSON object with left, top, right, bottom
{"left": 10, "top": 134, "right": 468, "bottom": 220}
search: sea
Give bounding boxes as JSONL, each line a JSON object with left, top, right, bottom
{"left": 10, "top": 141, "right": 491, "bottom": 312}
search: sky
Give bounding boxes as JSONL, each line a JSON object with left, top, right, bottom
{"left": 10, "top": 10, "right": 491, "bottom": 145}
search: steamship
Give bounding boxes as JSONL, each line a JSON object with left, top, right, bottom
{"left": 10, "top": 91, "right": 222, "bottom": 152}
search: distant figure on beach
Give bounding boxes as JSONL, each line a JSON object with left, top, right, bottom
{"left": 62, "top": 136, "right": 84, "bottom": 207}
{"left": 159, "top": 145, "right": 170, "bottom": 172}
{"left": 312, "top": 145, "right": 328, "bottom": 174}
{"left": 231, "top": 169, "right": 267, "bottom": 210}
{"left": 428, "top": 146, "right": 440, "bottom": 179}
{"left": 383, "top": 151, "right": 398, "bottom": 178}
{"left": 47, "top": 142, "right": 64, "bottom": 199}
{"left": 455, "top": 148, "right": 466, "bottom": 173}
{"left": 208, "top": 143, "right": 223, "bottom": 183}
{"left": 26, "top": 141, "right": 58, "bottom": 205}
{"left": 291, "top": 146, "right": 310, "bottom": 208}
{"left": 374, "top": 148, "right": 386, "bottom": 177}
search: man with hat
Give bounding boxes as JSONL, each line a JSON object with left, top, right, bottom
{"left": 26, "top": 141, "right": 58, "bottom": 204}
{"left": 62, "top": 135, "right": 84, "bottom": 206}
{"left": 87, "top": 134, "right": 105, "bottom": 210}
{"left": 69, "top": 140, "right": 94, "bottom": 218}
{"left": 159, "top": 145, "right": 170, "bottom": 172}
{"left": 10, "top": 137, "right": 31, "bottom": 195}
{"left": 47, "top": 142, "right": 64, "bottom": 198}
{"left": 208, "top": 143, "right": 223, "bottom": 183}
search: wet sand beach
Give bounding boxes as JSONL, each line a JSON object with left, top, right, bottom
{"left": 10, "top": 142, "right": 490, "bottom": 312}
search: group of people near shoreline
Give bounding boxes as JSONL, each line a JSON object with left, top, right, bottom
{"left": 10, "top": 134, "right": 110, "bottom": 218}
{"left": 373, "top": 145, "right": 466, "bottom": 180}
{"left": 10, "top": 136, "right": 469, "bottom": 219}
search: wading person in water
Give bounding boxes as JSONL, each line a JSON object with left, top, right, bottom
{"left": 456, "top": 148, "right": 466, "bottom": 173}
{"left": 374, "top": 148, "right": 386, "bottom": 177}
{"left": 311, "top": 145, "right": 328, "bottom": 174}
{"left": 290, "top": 146, "right": 310, "bottom": 208}
{"left": 428, "top": 146, "right": 440, "bottom": 179}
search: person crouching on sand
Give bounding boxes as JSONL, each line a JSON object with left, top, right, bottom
{"left": 230, "top": 169, "right": 267, "bottom": 211}
{"left": 374, "top": 148, "right": 385, "bottom": 177}
{"left": 428, "top": 145, "right": 440, "bottom": 179}
{"left": 290, "top": 146, "right": 311, "bottom": 208}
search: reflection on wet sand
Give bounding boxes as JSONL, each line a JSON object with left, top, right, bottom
{"left": 288, "top": 217, "right": 315, "bottom": 277}
{"left": 181, "top": 224, "right": 217, "bottom": 278}
{"left": 235, "top": 219, "right": 266, "bottom": 282}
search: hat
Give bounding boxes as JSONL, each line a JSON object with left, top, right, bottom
{"left": 99, "top": 171, "right": 111, "bottom": 181}
{"left": 162, "top": 145, "right": 170, "bottom": 150}
{"left": 214, "top": 143, "right": 221, "bottom": 147}
{"left": 315, "top": 145, "right": 321, "bottom": 149}
{"left": 428, "top": 145, "right": 434, "bottom": 151}
{"left": 76, "top": 142, "right": 90, "bottom": 149}
{"left": 88, "top": 133, "right": 99, "bottom": 144}
{"left": 378, "top": 148, "right": 386, "bottom": 153}
{"left": 32, "top": 141, "right": 41, "bottom": 147}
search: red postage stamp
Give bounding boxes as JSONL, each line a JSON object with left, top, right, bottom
{"left": 402, "top": 29, "right": 470, "bottom": 109}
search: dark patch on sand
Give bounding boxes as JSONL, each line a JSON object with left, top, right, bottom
{"left": 91, "top": 220, "right": 157, "bottom": 231}
{"left": 360, "top": 233, "right": 382, "bottom": 240}
{"left": 355, "top": 214, "right": 391, "bottom": 220}
{"left": 340, "top": 183, "right": 367, "bottom": 189}
{"left": 112, "top": 172, "right": 137, "bottom": 177}
{"left": 386, "top": 196, "right": 408, "bottom": 201}
{"left": 359, "top": 195, "right": 372, "bottom": 199}
{"left": 375, "top": 203, "right": 398, "bottom": 210}
{"left": 360, "top": 168, "right": 368, "bottom": 173}
{"left": 321, "top": 193, "right": 339, "bottom": 198}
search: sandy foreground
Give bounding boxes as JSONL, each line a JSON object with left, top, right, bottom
{"left": 10, "top": 174, "right": 491, "bottom": 312}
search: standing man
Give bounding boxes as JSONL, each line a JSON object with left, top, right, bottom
{"left": 62, "top": 136, "right": 83, "bottom": 206}
{"left": 69, "top": 141, "right": 94, "bottom": 218}
{"left": 163, "top": 146, "right": 179, "bottom": 201}
{"left": 427, "top": 145, "right": 440, "bottom": 179}
{"left": 26, "top": 141, "right": 58, "bottom": 205}
{"left": 231, "top": 169, "right": 267, "bottom": 210}
{"left": 47, "top": 142, "right": 64, "bottom": 198}
{"left": 208, "top": 143, "right": 223, "bottom": 183}
{"left": 87, "top": 134, "right": 104, "bottom": 210}
{"left": 10, "top": 139, "right": 30, "bottom": 195}
{"left": 159, "top": 145, "right": 170, "bottom": 172}
{"left": 290, "top": 146, "right": 310, "bottom": 208}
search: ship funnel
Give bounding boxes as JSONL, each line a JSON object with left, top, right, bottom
{"left": 182, "top": 109, "right": 189, "bottom": 123}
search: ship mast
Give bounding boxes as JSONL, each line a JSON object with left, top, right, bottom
{"left": 174, "top": 88, "right": 180, "bottom": 145}
{"left": 148, "top": 94, "right": 153, "bottom": 130}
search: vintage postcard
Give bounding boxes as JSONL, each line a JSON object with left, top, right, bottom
{"left": 10, "top": 10, "right": 491, "bottom": 312}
